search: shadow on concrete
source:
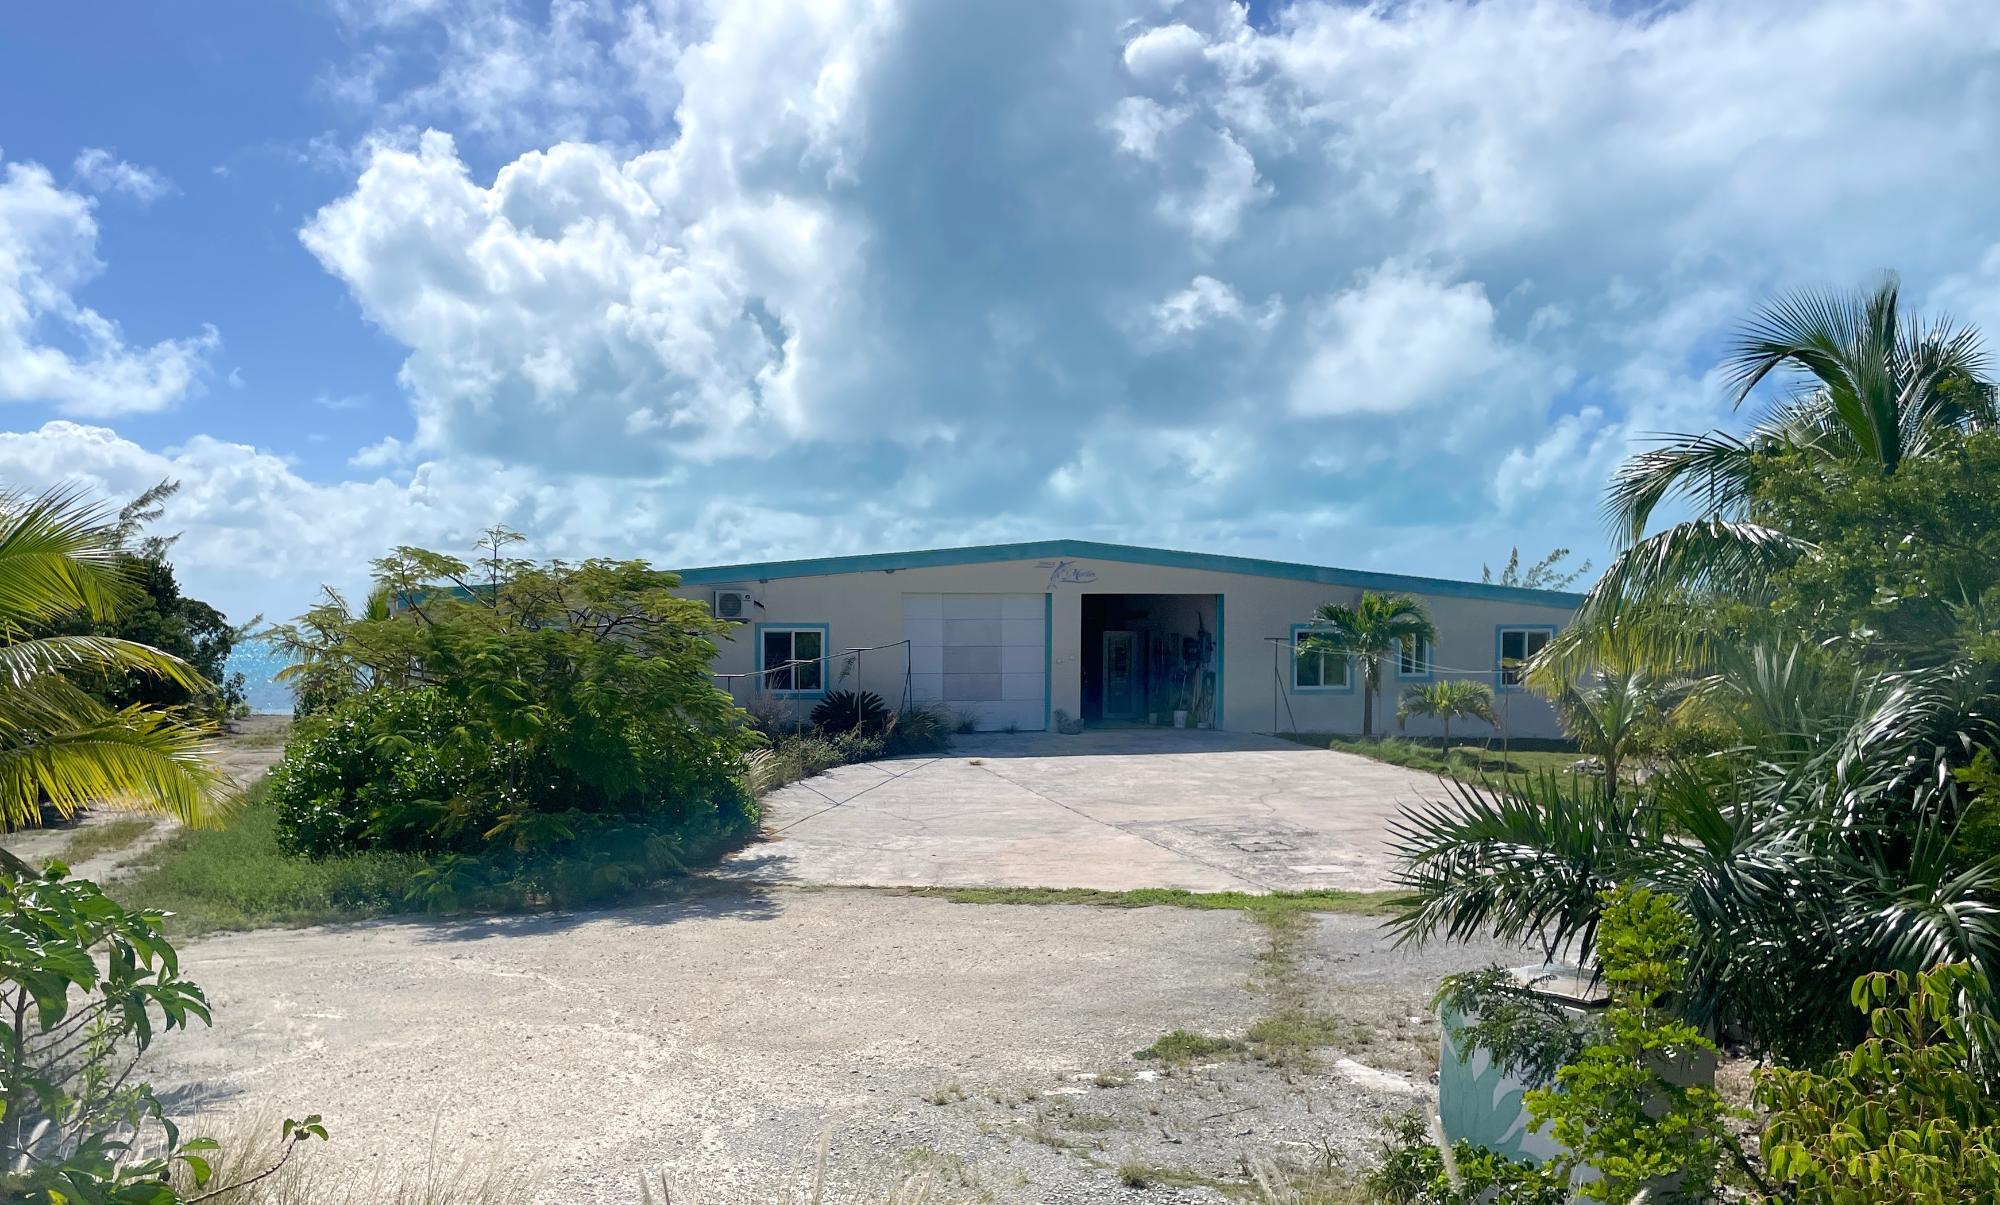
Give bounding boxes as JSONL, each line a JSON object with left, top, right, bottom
{"left": 945, "top": 728, "right": 1319, "bottom": 759}
{"left": 272, "top": 878, "right": 788, "bottom": 946}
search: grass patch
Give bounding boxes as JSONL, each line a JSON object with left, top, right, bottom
{"left": 899, "top": 885, "right": 1411, "bottom": 916}
{"left": 56, "top": 815, "right": 157, "bottom": 865}
{"left": 1280, "top": 733, "right": 1584, "bottom": 784}
{"left": 1245, "top": 911, "right": 1351, "bottom": 1069}
{"left": 1136, "top": 1029, "right": 1245, "bottom": 1063}
{"left": 115, "top": 780, "right": 429, "bottom": 934}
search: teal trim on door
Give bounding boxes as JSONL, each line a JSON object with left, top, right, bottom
{"left": 1043, "top": 592, "right": 1053, "bottom": 730}
{"left": 1213, "top": 593, "right": 1225, "bottom": 730}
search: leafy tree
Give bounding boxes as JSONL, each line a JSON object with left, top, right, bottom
{"left": 263, "top": 529, "right": 764, "bottom": 906}
{"left": 1754, "top": 963, "right": 2000, "bottom": 1203}
{"left": 1396, "top": 679, "right": 1496, "bottom": 747}
{"left": 1482, "top": 546, "right": 1592, "bottom": 591}
{"left": 43, "top": 481, "right": 247, "bottom": 716}
{"left": 1300, "top": 593, "right": 1437, "bottom": 738}
{"left": 0, "top": 486, "right": 228, "bottom": 838}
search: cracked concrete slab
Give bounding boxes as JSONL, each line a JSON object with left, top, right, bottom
{"left": 719, "top": 729, "right": 1453, "bottom": 892}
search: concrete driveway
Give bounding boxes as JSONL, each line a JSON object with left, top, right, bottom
{"left": 721, "top": 729, "right": 1453, "bottom": 893}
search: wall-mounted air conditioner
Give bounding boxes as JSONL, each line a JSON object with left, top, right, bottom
{"left": 712, "top": 589, "right": 754, "bottom": 621}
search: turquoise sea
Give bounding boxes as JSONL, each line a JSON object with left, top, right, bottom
{"left": 223, "top": 640, "right": 297, "bottom": 715}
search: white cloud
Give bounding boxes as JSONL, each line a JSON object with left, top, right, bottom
{"left": 0, "top": 158, "right": 217, "bottom": 415}
{"left": 40, "top": 0, "right": 2000, "bottom": 625}
{"left": 1147, "top": 274, "right": 1281, "bottom": 339}
{"left": 1123, "top": 23, "right": 1207, "bottom": 84}
{"left": 71, "top": 149, "right": 173, "bottom": 203}
{"left": 1290, "top": 265, "right": 1525, "bottom": 417}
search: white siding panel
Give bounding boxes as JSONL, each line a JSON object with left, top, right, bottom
{"left": 903, "top": 592, "right": 1045, "bottom": 731}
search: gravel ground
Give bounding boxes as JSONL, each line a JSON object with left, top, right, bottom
{"left": 143, "top": 887, "right": 1519, "bottom": 1203}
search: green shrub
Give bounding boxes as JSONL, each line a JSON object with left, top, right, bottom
{"left": 810, "top": 689, "right": 889, "bottom": 735}
{"left": 1524, "top": 887, "right": 1734, "bottom": 1204}
{"left": 1753, "top": 963, "right": 2000, "bottom": 1203}
{"left": 1363, "top": 1110, "right": 1564, "bottom": 1205}
{"left": 883, "top": 700, "right": 953, "bottom": 755}
{"left": 0, "top": 864, "right": 324, "bottom": 1202}
{"left": 268, "top": 688, "right": 486, "bottom": 858}
{"left": 264, "top": 544, "right": 763, "bottom": 893}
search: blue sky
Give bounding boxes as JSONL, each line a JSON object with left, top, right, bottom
{"left": 4, "top": 0, "right": 2000, "bottom": 626}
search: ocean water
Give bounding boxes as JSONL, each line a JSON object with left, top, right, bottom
{"left": 222, "top": 639, "right": 297, "bottom": 715}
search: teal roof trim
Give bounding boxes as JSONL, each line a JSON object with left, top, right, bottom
{"left": 677, "top": 539, "right": 1583, "bottom": 608}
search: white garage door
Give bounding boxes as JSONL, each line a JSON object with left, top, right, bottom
{"left": 902, "top": 593, "right": 1046, "bottom": 732}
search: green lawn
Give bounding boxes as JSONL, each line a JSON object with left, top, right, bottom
{"left": 1278, "top": 733, "right": 1586, "bottom": 785}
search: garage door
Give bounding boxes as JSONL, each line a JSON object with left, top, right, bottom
{"left": 902, "top": 593, "right": 1046, "bottom": 732}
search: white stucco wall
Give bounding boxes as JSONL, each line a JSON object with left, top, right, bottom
{"left": 675, "top": 550, "right": 1577, "bottom": 739}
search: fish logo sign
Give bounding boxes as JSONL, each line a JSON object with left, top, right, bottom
{"left": 1039, "top": 559, "right": 1098, "bottom": 588}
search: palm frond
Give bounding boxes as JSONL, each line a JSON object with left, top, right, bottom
{"left": 0, "top": 704, "right": 229, "bottom": 828}
{"left": 1579, "top": 518, "right": 1811, "bottom": 623}
{"left": 1603, "top": 430, "right": 1760, "bottom": 541}
{"left": 0, "top": 484, "right": 136, "bottom": 627}
{"left": 1387, "top": 772, "right": 1649, "bottom": 958}
{"left": 0, "top": 634, "right": 214, "bottom": 694}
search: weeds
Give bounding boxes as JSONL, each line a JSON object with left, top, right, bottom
{"left": 1136, "top": 1030, "right": 1245, "bottom": 1063}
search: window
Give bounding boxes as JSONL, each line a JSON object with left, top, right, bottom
{"left": 1497, "top": 626, "right": 1553, "bottom": 687}
{"left": 1292, "top": 628, "right": 1351, "bottom": 691}
{"left": 1398, "top": 634, "right": 1432, "bottom": 678}
{"left": 758, "top": 625, "right": 826, "bottom": 694}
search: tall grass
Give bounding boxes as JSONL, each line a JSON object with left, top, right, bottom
{"left": 169, "top": 1114, "right": 538, "bottom": 1204}
{"left": 116, "top": 780, "right": 427, "bottom": 933}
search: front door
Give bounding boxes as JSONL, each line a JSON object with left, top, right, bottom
{"left": 1102, "top": 630, "right": 1139, "bottom": 719}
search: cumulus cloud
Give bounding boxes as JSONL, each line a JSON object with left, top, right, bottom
{"left": 71, "top": 149, "right": 173, "bottom": 203}
{"left": 42, "top": 0, "right": 2000, "bottom": 623}
{"left": 1290, "top": 265, "right": 1524, "bottom": 417}
{"left": 0, "top": 158, "right": 217, "bottom": 415}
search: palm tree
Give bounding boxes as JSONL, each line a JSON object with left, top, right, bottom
{"left": 1545, "top": 667, "right": 1661, "bottom": 804}
{"left": 1571, "top": 276, "right": 1995, "bottom": 668}
{"left": 0, "top": 486, "right": 227, "bottom": 842}
{"left": 1389, "top": 660, "right": 2000, "bottom": 1065}
{"left": 1300, "top": 593, "right": 1437, "bottom": 738}
{"left": 1396, "top": 679, "right": 1496, "bottom": 748}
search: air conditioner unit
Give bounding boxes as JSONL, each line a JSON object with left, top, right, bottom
{"left": 712, "top": 589, "right": 754, "bottom": 622}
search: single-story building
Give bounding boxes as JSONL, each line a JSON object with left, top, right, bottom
{"left": 675, "top": 539, "right": 1582, "bottom": 739}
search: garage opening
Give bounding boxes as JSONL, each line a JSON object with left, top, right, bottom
{"left": 1080, "top": 594, "right": 1221, "bottom": 728}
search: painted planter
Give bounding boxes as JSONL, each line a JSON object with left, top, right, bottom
{"left": 1437, "top": 963, "right": 1716, "bottom": 1191}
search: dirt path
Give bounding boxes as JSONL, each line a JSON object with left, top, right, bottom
{"left": 143, "top": 889, "right": 1516, "bottom": 1203}
{"left": 0, "top": 715, "right": 289, "bottom": 883}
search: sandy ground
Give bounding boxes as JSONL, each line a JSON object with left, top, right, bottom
{"left": 146, "top": 888, "right": 1518, "bottom": 1203}
{"left": 721, "top": 729, "right": 1453, "bottom": 894}
{"left": 1, "top": 714, "right": 289, "bottom": 882}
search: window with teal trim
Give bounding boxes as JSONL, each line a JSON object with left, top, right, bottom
{"left": 761, "top": 627, "right": 824, "bottom": 692}
{"left": 1398, "top": 634, "right": 1432, "bottom": 677}
{"left": 1497, "top": 627, "right": 1551, "bottom": 687}
{"left": 1293, "top": 631, "right": 1350, "bottom": 690}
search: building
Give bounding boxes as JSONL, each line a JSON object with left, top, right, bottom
{"left": 676, "top": 539, "right": 1581, "bottom": 738}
